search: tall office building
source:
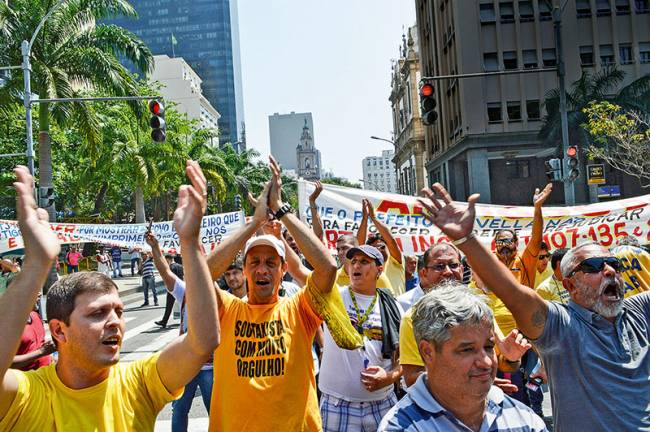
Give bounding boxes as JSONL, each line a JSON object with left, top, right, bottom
{"left": 362, "top": 150, "right": 397, "bottom": 193}
{"left": 269, "top": 112, "right": 315, "bottom": 171}
{"left": 415, "top": 0, "right": 650, "bottom": 204}
{"left": 109, "top": 0, "right": 244, "bottom": 146}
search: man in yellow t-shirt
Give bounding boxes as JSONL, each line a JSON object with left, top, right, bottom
{"left": 534, "top": 242, "right": 554, "bottom": 288}
{"left": 536, "top": 248, "right": 570, "bottom": 303}
{"left": 205, "top": 157, "right": 338, "bottom": 432}
{"left": 356, "top": 198, "right": 405, "bottom": 296}
{"left": 611, "top": 239, "right": 650, "bottom": 297}
{"left": 0, "top": 162, "right": 220, "bottom": 431}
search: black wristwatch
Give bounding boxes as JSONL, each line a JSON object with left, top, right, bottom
{"left": 274, "top": 203, "right": 293, "bottom": 220}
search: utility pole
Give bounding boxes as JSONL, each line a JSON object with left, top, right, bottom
{"left": 21, "top": 40, "right": 35, "bottom": 176}
{"left": 552, "top": 0, "right": 575, "bottom": 205}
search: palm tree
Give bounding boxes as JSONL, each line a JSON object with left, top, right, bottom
{"left": 0, "top": 0, "right": 152, "bottom": 221}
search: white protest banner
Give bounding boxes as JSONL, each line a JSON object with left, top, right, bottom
{"left": 298, "top": 180, "right": 650, "bottom": 254}
{"left": 0, "top": 211, "right": 245, "bottom": 255}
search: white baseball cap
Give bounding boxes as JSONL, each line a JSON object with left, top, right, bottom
{"left": 243, "top": 235, "right": 286, "bottom": 260}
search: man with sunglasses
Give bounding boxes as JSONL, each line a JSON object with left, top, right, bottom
{"left": 534, "top": 242, "right": 553, "bottom": 288}
{"left": 418, "top": 183, "right": 650, "bottom": 431}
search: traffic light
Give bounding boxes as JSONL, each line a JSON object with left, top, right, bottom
{"left": 566, "top": 145, "right": 579, "bottom": 182}
{"left": 419, "top": 81, "right": 438, "bottom": 125}
{"left": 544, "top": 158, "right": 562, "bottom": 181}
{"left": 39, "top": 186, "right": 55, "bottom": 208}
{"left": 149, "top": 100, "right": 166, "bottom": 142}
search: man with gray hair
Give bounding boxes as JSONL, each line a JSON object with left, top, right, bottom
{"left": 418, "top": 183, "right": 650, "bottom": 431}
{"left": 379, "top": 284, "right": 546, "bottom": 431}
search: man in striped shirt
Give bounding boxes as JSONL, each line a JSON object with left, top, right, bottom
{"left": 140, "top": 252, "right": 158, "bottom": 307}
{"left": 379, "top": 285, "right": 546, "bottom": 432}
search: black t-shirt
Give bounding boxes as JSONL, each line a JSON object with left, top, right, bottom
{"left": 170, "top": 262, "right": 184, "bottom": 280}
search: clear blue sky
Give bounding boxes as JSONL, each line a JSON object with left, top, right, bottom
{"left": 237, "top": 1, "right": 416, "bottom": 182}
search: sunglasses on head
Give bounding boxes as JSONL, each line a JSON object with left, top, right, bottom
{"left": 569, "top": 256, "right": 622, "bottom": 277}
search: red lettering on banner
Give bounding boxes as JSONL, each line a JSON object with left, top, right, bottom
{"left": 550, "top": 232, "right": 566, "bottom": 249}
{"left": 8, "top": 237, "right": 16, "bottom": 248}
{"left": 376, "top": 201, "right": 410, "bottom": 215}
{"left": 64, "top": 225, "right": 76, "bottom": 233}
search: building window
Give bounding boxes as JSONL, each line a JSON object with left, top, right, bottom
{"left": 480, "top": 3, "right": 497, "bottom": 22}
{"left": 483, "top": 52, "right": 499, "bottom": 71}
{"left": 600, "top": 44, "right": 615, "bottom": 65}
{"left": 616, "top": 0, "right": 631, "bottom": 14}
{"left": 577, "top": 0, "right": 592, "bottom": 17}
{"left": 507, "top": 101, "right": 522, "bottom": 121}
{"left": 597, "top": 0, "right": 612, "bottom": 15}
{"left": 636, "top": 0, "right": 650, "bottom": 12}
{"left": 526, "top": 100, "right": 541, "bottom": 120}
{"left": 542, "top": 49, "right": 557, "bottom": 67}
{"left": 500, "top": 1, "right": 515, "bottom": 22}
{"left": 507, "top": 160, "right": 531, "bottom": 179}
{"left": 640, "top": 42, "right": 650, "bottom": 63}
{"left": 620, "top": 44, "right": 634, "bottom": 64}
{"left": 519, "top": 1, "right": 534, "bottom": 21}
{"left": 523, "top": 49, "right": 538, "bottom": 68}
{"left": 487, "top": 102, "right": 503, "bottom": 122}
{"left": 539, "top": 1, "right": 552, "bottom": 19}
{"left": 580, "top": 45, "right": 595, "bottom": 66}
{"left": 503, "top": 51, "right": 518, "bottom": 69}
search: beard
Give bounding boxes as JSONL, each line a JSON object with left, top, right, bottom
{"left": 574, "top": 275, "right": 625, "bottom": 318}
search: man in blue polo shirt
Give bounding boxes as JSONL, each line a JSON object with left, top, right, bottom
{"left": 418, "top": 183, "right": 650, "bottom": 431}
{"left": 379, "top": 284, "right": 546, "bottom": 431}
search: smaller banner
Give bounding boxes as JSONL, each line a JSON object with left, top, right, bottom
{"left": 297, "top": 180, "right": 650, "bottom": 254}
{"left": 0, "top": 211, "right": 245, "bottom": 255}
{"left": 587, "top": 164, "right": 606, "bottom": 185}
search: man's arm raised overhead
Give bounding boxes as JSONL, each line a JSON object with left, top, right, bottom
{"left": 156, "top": 161, "right": 220, "bottom": 393}
{"left": 0, "top": 167, "right": 61, "bottom": 421}
{"left": 418, "top": 183, "right": 549, "bottom": 339}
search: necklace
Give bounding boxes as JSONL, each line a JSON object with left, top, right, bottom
{"left": 349, "top": 289, "right": 378, "bottom": 335}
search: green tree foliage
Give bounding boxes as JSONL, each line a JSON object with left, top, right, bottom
{"left": 321, "top": 177, "right": 362, "bottom": 189}
{"left": 583, "top": 101, "right": 650, "bottom": 188}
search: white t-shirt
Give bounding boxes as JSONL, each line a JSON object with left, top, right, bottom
{"left": 397, "top": 285, "right": 425, "bottom": 312}
{"left": 170, "top": 278, "right": 213, "bottom": 371}
{"left": 319, "top": 286, "right": 403, "bottom": 402}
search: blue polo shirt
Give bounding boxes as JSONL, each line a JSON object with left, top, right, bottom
{"left": 535, "top": 292, "right": 650, "bottom": 431}
{"left": 378, "top": 374, "right": 546, "bottom": 431}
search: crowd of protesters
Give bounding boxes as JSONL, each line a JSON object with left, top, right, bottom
{"left": 0, "top": 158, "right": 648, "bottom": 432}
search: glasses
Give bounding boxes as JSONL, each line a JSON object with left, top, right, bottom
{"left": 426, "top": 262, "right": 461, "bottom": 272}
{"left": 569, "top": 257, "right": 622, "bottom": 277}
{"left": 495, "top": 238, "right": 515, "bottom": 247}
{"left": 538, "top": 254, "right": 550, "bottom": 260}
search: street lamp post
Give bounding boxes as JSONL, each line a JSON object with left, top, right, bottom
{"left": 370, "top": 135, "right": 399, "bottom": 194}
{"left": 359, "top": 178, "right": 381, "bottom": 191}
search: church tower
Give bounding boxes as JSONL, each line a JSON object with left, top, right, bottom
{"left": 296, "top": 118, "right": 321, "bottom": 180}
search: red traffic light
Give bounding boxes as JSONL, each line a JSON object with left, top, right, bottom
{"left": 567, "top": 145, "right": 578, "bottom": 158}
{"left": 149, "top": 100, "right": 164, "bottom": 116}
{"left": 420, "top": 83, "right": 434, "bottom": 97}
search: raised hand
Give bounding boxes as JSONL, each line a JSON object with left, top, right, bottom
{"left": 173, "top": 160, "right": 207, "bottom": 241}
{"left": 144, "top": 231, "right": 159, "bottom": 248}
{"left": 13, "top": 166, "right": 60, "bottom": 265}
{"left": 251, "top": 181, "right": 272, "bottom": 226}
{"left": 497, "top": 328, "right": 532, "bottom": 362}
{"left": 262, "top": 219, "right": 282, "bottom": 239}
{"left": 362, "top": 198, "right": 377, "bottom": 221}
{"left": 268, "top": 155, "right": 284, "bottom": 212}
{"left": 309, "top": 180, "right": 323, "bottom": 203}
{"left": 418, "top": 183, "right": 479, "bottom": 241}
{"left": 533, "top": 183, "right": 552, "bottom": 208}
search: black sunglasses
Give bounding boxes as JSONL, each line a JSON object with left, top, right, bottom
{"left": 569, "top": 257, "right": 622, "bottom": 277}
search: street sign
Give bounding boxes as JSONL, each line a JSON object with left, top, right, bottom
{"left": 597, "top": 185, "right": 621, "bottom": 198}
{"left": 587, "top": 164, "right": 606, "bottom": 184}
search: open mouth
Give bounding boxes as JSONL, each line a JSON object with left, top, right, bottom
{"left": 102, "top": 336, "right": 121, "bottom": 347}
{"left": 602, "top": 282, "right": 622, "bottom": 301}
{"left": 255, "top": 280, "right": 271, "bottom": 287}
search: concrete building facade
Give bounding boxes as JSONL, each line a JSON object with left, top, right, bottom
{"left": 362, "top": 150, "right": 398, "bottom": 193}
{"left": 151, "top": 55, "right": 220, "bottom": 137}
{"left": 108, "top": 0, "right": 244, "bottom": 146}
{"left": 415, "top": 0, "right": 650, "bottom": 205}
{"left": 389, "top": 26, "right": 427, "bottom": 196}
{"left": 269, "top": 112, "right": 315, "bottom": 171}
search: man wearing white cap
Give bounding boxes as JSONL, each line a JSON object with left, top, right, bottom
{"left": 205, "top": 157, "right": 338, "bottom": 432}
{"left": 319, "top": 244, "right": 404, "bottom": 432}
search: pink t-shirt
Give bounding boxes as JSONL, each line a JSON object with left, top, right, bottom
{"left": 66, "top": 251, "right": 82, "bottom": 266}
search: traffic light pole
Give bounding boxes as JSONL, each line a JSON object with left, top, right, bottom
{"left": 553, "top": 2, "right": 576, "bottom": 205}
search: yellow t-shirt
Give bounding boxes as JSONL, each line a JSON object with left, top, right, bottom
{"left": 611, "top": 245, "right": 650, "bottom": 298}
{"left": 335, "top": 256, "right": 404, "bottom": 297}
{"left": 210, "top": 278, "right": 323, "bottom": 432}
{"left": 504, "top": 250, "right": 538, "bottom": 289}
{"left": 399, "top": 308, "right": 423, "bottom": 367}
{"left": 534, "top": 266, "right": 554, "bottom": 289}
{"left": 536, "top": 275, "right": 569, "bottom": 304}
{"left": 0, "top": 353, "right": 180, "bottom": 431}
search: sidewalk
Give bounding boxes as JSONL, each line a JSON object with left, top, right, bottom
{"left": 110, "top": 273, "right": 167, "bottom": 298}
